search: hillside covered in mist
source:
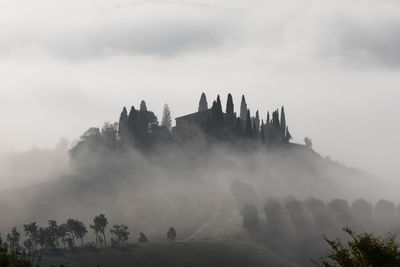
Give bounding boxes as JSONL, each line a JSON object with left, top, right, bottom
{"left": 0, "top": 93, "right": 396, "bottom": 266}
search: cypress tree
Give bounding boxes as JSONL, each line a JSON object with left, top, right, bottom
{"left": 198, "top": 92, "right": 208, "bottom": 112}
{"left": 240, "top": 95, "right": 247, "bottom": 121}
{"left": 140, "top": 100, "right": 147, "bottom": 112}
{"left": 266, "top": 111, "right": 270, "bottom": 125}
{"left": 161, "top": 104, "right": 172, "bottom": 131}
{"left": 215, "top": 95, "right": 224, "bottom": 126}
{"left": 260, "top": 120, "right": 265, "bottom": 143}
{"left": 226, "top": 93, "right": 234, "bottom": 125}
{"left": 272, "top": 110, "right": 280, "bottom": 128}
{"left": 280, "top": 106, "right": 286, "bottom": 134}
{"left": 245, "top": 110, "right": 252, "bottom": 137}
{"left": 118, "top": 107, "right": 128, "bottom": 143}
{"left": 127, "top": 106, "right": 137, "bottom": 139}
{"left": 255, "top": 110, "right": 260, "bottom": 133}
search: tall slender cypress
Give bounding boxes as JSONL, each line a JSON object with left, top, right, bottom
{"left": 198, "top": 93, "right": 208, "bottom": 112}
{"left": 260, "top": 120, "right": 265, "bottom": 143}
{"left": 118, "top": 107, "right": 128, "bottom": 143}
{"left": 127, "top": 106, "right": 137, "bottom": 139}
{"left": 280, "top": 106, "right": 286, "bottom": 134}
{"left": 226, "top": 93, "right": 234, "bottom": 126}
{"left": 140, "top": 100, "right": 147, "bottom": 112}
{"left": 245, "top": 110, "right": 252, "bottom": 137}
{"left": 240, "top": 95, "right": 247, "bottom": 121}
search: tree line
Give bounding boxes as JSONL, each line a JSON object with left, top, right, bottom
{"left": 0, "top": 214, "right": 177, "bottom": 254}
{"left": 239, "top": 196, "right": 400, "bottom": 266}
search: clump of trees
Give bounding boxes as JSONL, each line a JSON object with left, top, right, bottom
{"left": 314, "top": 227, "right": 400, "bottom": 267}
{"left": 0, "top": 214, "right": 178, "bottom": 256}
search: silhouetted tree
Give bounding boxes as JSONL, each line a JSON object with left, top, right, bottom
{"left": 127, "top": 106, "right": 138, "bottom": 140}
{"left": 161, "top": 103, "right": 172, "bottom": 131}
{"left": 6, "top": 227, "right": 20, "bottom": 252}
{"left": 110, "top": 225, "right": 129, "bottom": 246}
{"left": 167, "top": 227, "right": 176, "bottom": 242}
{"left": 240, "top": 95, "right": 247, "bottom": 121}
{"left": 118, "top": 107, "right": 128, "bottom": 143}
{"left": 240, "top": 204, "right": 259, "bottom": 234}
{"left": 260, "top": 120, "right": 265, "bottom": 142}
{"left": 138, "top": 232, "right": 148, "bottom": 243}
{"left": 225, "top": 93, "right": 234, "bottom": 126}
{"left": 66, "top": 219, "right": 87, "bottom": 248}
{"left": 255, "top": 110, "right": 260, "bottom": 133}
{"left": 140, "top": 100, "right": 147, "bottom": 112}
{"left": 47, "top": 220, "right": 60, "bottom": 248}
{"left": 280, "top": 106, "right": 286, "bottom": 135}
{"left": 266, "top": 111, "right": 270, "bottom": 125}
{"left": 90, "top": 214, "right": 108, "bottom": 248}
{"left": 198, "top": 92, "right": 208, "bottom": 112}
{"left": 23, "top": 222, "right": 39, "bottom": 252}
{"left": 245, "top": 110, "right": 252, "bottom": 137}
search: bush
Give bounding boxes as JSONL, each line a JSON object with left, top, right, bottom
{"left": 314, "top": 227, "right": 400, "bottom": 266}
{"left": 0, "top": 247, "right": 40, "bottom": 267}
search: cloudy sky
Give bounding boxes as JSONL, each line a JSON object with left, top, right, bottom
{"left": 0, "top": 0, "right": 399, "bottom": 180}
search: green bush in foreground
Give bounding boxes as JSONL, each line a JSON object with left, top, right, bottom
{"left": 0, "top": 247, "right": 40, "bottom": 267}
{"left": 315, "top": 227, "right": 400, "bottom": 267}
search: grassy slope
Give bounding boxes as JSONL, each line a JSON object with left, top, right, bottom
{"left": 41, "top": 240, "right": 296, "bottom": 267}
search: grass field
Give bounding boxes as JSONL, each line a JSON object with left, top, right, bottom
{"left": 41, "top": 239, "right": 296, "bottom": 267}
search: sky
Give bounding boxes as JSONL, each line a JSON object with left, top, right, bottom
{"left": 0, "top": 0, "right": 399, "bottom": 181}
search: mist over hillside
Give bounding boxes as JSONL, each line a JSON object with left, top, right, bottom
{"left": 0, "top": 94, "right": 398, "bottom": 266}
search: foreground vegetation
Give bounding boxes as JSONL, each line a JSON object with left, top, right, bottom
{"left": 41, "top": 240, "right": 296, "bottom": 267}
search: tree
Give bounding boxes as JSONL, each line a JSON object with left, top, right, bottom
{"left": 280, "top": 106, "right": 286, "bottom": 134}
{"left": 240, "top": 95, "right": 247, "bottom": 121}
{"left": 128, "top": 106, "right": 138, "bottom": 139}
{"left": 255, "top": 110, "right": 260, "bottom": 133}
{"left": 304, "top": 137, "right": 312, "bottom": 148}
{"left": 161, "top": 104, "right": 172, "bottom": 131}
{"left": 198, "top": 92, "right": 208, "bottom": 112}
{"left": 260, "top": 120, "right": 265, "bottom": 142}
{"left": 7, "top": 227, "right": 20, "bottom": 252}
{"left": 245, "top": 110, "right": 252, "bottom": 137}
{"left": 23, "top": 222, "right": 39, "bottom": 252}
{"left": 314, "top": 227, "right": 400, "bottom": 267}
{"left": 225, "top": 93, "right": 234, "bottom": 126}
{"left": 138, "top": 232, "right": 148, "bottom": 243}
{"left": 215, "top": 95, "right": 224, "bottom": 125}
{"left": 167, "top": 227, "right": 176, "bottom": 242}
{"left": 140, "top": 100, "right": 147, "bottom": 112}
{"left": 90, "top": 214, "right": 108, "bottom": 248}
{"left": 110, "top": 225, "right": 129, "bottom": 246}
{"left": 240, "top": 204, "right": 259, "bottom": 234}
{"left": 118, "top": 107, "right": 128, "bottom": 143}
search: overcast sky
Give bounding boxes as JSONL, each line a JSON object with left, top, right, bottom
{"left": 0, "top": 0, "right": 399, "bottom": 180}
